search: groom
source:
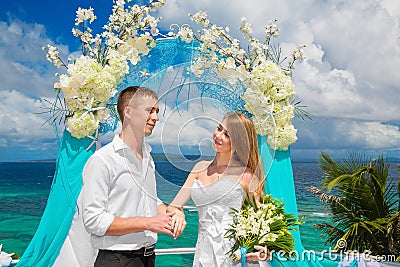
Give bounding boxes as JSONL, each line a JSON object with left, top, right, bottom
{"left": 81, "top": 86, "right": 175, "bottom": 267}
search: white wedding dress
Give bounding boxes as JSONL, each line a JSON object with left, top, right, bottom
{"left": 191, "top": 178, "right": 271, "bottom": 267}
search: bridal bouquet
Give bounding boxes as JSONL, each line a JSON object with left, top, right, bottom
{"left": 175, "top": 12, "right": 305, "bottom": 150}
{"left": 225, "top": 194, "right": 302, "bottom": 261}
{"left": 44, "top": 0, "right": 164, "bottom": 139}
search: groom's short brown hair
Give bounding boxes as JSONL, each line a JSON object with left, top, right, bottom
{"left": 117, "top": 86, "right": 158, "bottom": 123}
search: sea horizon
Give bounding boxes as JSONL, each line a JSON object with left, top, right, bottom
{"left": 6, "top": 152, "right": 400, "bottom": 164}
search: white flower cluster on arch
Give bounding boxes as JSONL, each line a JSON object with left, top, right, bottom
{"left": 42, "top": 2, "right": 305, "bottom": 151}
{"left": 174, "top": 12, "right": 306, "bottom": 150}
{"left": 43, "top": 0, "right": 164, "bottom": 139}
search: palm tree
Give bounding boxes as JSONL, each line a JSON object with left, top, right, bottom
{"left": 306, "top": 152, "right": 400, "bottom": 261}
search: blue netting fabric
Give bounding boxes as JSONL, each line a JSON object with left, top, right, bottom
{"left": 100, "top": 38, "right": 250, "bottom": 134}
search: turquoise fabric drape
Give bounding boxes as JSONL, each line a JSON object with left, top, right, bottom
{"left": 16, "top": 131, "right": 95, "bottom": 267}
{"left": 258, "top": 135, "right": 339, "bottom": 267}
{"left": 16, "top": 37, "right": 344, "bottom": 266}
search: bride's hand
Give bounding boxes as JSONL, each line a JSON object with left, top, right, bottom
{"left": 167, "top": 206, "right": 186, "bottom": 239}
{"left": 171, "top": 213, "right": 186, "bottom": 239}
{"left": 245, "top": 245, "right": 271, "bottom": 261}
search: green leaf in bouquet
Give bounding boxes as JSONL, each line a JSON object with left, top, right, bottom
{"left": 225, "top": 193, "right": 304, "bottom": 261}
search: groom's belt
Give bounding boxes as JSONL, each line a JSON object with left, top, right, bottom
{"left": 100, "top": 244, "right": 155, "bottom": 257}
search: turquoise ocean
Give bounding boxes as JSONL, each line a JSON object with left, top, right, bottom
{"left": 0, "top": 160, "right": 398, "bottom": 266}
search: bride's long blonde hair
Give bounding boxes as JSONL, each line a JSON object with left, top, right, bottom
{"left": 223, "top": 112, "right": 265, "bottom": 195}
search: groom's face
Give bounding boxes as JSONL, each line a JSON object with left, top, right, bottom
{"left": 125, "top": 96, "right": 159, "bottom": 136}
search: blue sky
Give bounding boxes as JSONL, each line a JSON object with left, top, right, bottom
{"left": 0, "top": 0, "right": 399, "bottom": 162}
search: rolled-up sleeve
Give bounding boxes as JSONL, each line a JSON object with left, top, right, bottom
{"left": 82, "top": 155, "right": 115, "bottom": 236}
{"left": 157, "top": 197, "right": 163, "bottom": 206}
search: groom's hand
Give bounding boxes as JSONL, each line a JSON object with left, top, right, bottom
{"left": 245, "top": 245, "right": 271, "bottom": 261}
{"left": 146, "top": 212, "right": 175, "bottom": 236}
{"left": 171, "top": 213, "right": 186, "bottom": 239}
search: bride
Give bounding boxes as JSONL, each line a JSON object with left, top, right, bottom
{"left": 168, "top": 112, "right": 271, "bottom": 267}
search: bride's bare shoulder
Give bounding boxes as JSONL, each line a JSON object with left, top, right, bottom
{"left": 238, "top": 167, "right": 255, "bottom": 186}
{"left": 191, "top": 160, "right": 212, "bottom": 173}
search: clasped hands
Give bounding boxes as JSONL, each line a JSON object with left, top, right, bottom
{"left": 167, "top": 206, "right": 187, "bottom": 239}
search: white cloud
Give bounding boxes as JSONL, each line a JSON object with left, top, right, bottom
{"left": 379, "top": 0, "right": 400, "bottom": 21}
{"left": 293, "top": 118, "right": 400, "bottom": 151}
{"left": 300, "top": 1, "right": 400, "bottom": 121}
{"left": 0, "top": 19, "right": 69, "bottom": 97}
{"left": 135, "top": 62, "right": 229, "bottom": 149}
{"left": 0, "top": 90, "right": 58, "bottom": 152}
{"left": 0, "top": 18, "right": 70, "bottom": 159}
{"left": 347, "top": 121, "right": 400, "bottom": 149}
{"left": 294, "top": 45, "right": 365, "bottom": 118}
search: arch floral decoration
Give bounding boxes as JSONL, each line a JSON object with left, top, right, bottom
{"left": 19, "top": 2, "right": 340, "bottom": 267}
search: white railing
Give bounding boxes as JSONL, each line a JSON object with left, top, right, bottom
{"left": 10, "top": 250, "right": 400, "bottom": 266}
{"left": 9, "top": 248, "right": 197, "bottom": 265}
{"left": 155, "top": 247, "right": 195, "bottom": 255}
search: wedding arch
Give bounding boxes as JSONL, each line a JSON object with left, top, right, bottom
{"left": 17, "top": 2, "right": 340, "bottom": 267}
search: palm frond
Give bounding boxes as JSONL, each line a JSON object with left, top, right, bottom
{"left": 385, "top": 181, "right": 399, "bottom": 213}
{"left": 319, "top": 152, "right": 350, "bottom": 188}
{"left": 324, "top": 173, "right": 354, "bottom": 192}
{"left": 387, "top": 211, "right": 400, "bottom": 254}
{"left": 316, "top": 152, "right": 400, "bottom": 256}
{"left": 397, "top": 167, "right": 400, "bottom": 211}
{"left": 305, "top": 186, "right": 341, "bottom": 203}
{"left": 313, "top": 223, "right": 345, "bottom": 246}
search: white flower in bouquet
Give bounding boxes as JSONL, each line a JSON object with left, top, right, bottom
{"left": 225, "top": 194, "right": 303, "bottom": 262}
{"left": 175, "top": 11, "right": 305, "bottom": 150}
{"left": 44, "top": 0, "right": 164, "bottom": 139}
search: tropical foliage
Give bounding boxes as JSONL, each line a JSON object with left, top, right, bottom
{"left": 307, "top": 152, "right": 400, "bottom": 261}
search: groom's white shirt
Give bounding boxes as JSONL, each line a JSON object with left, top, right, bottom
{"left": 82, "top": 134, "right": 161, "bottom": 250}
{"left": 53, "top": 191, "right": 97, "bottom": 267}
